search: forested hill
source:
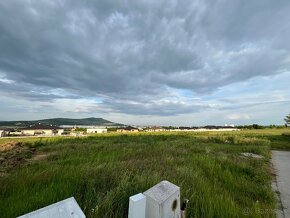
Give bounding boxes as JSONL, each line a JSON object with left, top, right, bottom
{"left": 0, "top": 117, "right": 122, "bottom": 127}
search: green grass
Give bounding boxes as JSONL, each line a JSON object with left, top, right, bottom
{"left": 1, "top": 129, "right": 289, "bottom": 217}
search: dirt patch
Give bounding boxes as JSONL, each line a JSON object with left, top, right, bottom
{"left": 0, "top": 141, "right": 23, "bottom": 152}
{"left": 0, "top": 141, "right": 34, "bottom": 177}
{"left": 0, "top": 141, "right": 53, "bottom": 177}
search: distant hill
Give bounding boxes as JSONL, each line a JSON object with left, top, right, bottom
{"left": 0, "top": 117, "right": 123, "bottom": 128}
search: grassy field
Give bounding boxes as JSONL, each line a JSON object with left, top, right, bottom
{"left": 0, "top": 129, "right": 290, "bottom": 218}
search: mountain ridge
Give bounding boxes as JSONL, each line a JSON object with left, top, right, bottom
{"left": 0, "top": 117, "right": 123, "bottom": 127}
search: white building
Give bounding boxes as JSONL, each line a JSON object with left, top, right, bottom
{"left": 22, "top": 124, "right": 64, "bottom": 136}
{"left": 0, "top": 130, "right": 6, "bottom": 137}
{"left": 146, "top": 127, "right": 166, "bottom": 132}
{"left": 87, "top": 128, "right": 107, "bottom": 134}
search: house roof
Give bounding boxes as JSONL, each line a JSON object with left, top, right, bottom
{"left": 22, "top": 124, "right": 61, "bottom": 130}
{"left": 120, "top": 126, "right": 138, "bottom": 130}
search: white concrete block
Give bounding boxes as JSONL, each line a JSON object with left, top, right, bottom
{"left": 128, "top": 193, "right": 146, "bottom": 218}
{"left": 17, "top": 197, "right": 85, "bottom": 218}
{"left": 143, "top": 180, "right": 181, "bottom": 218}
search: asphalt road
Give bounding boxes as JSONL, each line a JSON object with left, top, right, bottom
{"left": 272, "top": 151, "right": 290, "bottom": 218}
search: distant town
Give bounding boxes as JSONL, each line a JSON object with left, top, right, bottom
{"left": 0, "top": 124, "right": 241, "bottom": 138}
{"left": 0, "top": 117, "right": 246, "bottom": 138}
{"left": 1, "top": 117, "right": 286, "bottom": 138}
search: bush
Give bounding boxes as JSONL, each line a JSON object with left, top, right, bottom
{"left": 282, "top": 132, "right": 290, "bottom": 137}
{"left": 24, "top": 140, "right": 46, "bottom": 148}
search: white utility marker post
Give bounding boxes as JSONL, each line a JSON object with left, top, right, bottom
{"left": 128, "top": 193, "right": 146, "bottom": 218}
{"left": 18, "top": 197, "right": 85, "bottom": 218}
{"left": 143, "top": 180, "right": 181, "bottom": 218}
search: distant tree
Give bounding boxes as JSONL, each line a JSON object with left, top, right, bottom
{"left": 75, "top": 127, "right": 86, "bottom": 132}
{"left": 285, "top": 114, "right": 290, "bottom": 126}
{"left": 252, "top": 124, "right": 263, "bottom": 129}
{"left": 107, "top": 127, "right": 117, "bottom": 132}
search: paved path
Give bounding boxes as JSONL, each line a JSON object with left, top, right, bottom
{"left": 272, "top": 151, "right": 290, "bottom": 218}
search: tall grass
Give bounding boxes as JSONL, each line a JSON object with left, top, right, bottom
{"left": 0, "top": 130, "right": 285, "bottom": 217}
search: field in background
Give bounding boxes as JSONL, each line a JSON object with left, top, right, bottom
{"left": 1, "top": 128, "right": 290, "bottom": 217}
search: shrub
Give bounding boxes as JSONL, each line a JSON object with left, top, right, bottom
{"left": 24, "top": 140, "right": 46, "bottom": 148}
{"left": 282, "top": 132, "right": 290, "bottom": 137}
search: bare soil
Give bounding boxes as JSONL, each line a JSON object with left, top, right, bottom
{"left": 0, "top": 141, "right": 35, "bottom": 177}
{"left": 0, "top": 141, "right": 23, "bottom": 152}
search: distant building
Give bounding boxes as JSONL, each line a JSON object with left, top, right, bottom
{"left": 194, "top": 126, "right": 239, "bottom": 132}
{"left": 117, "top": 126, "right": 139, "bottom": 133}
{"left": 70, "top": 132, "right": 83, "bottom": 137}
{"left": 21, "top": 124, "right": 64, "bottom": 136}
{"left": 8, "top": 130, "right": 22, "bottom": 136}
{"left": 0, "top": 130, "right": 6, "bottom": 137}
{"left": 0, "top": 129, "right": 10, "bottom": 137}
{"left": 87, "top": 128, "right": 107, "bottom": 134}
{"left": 146, "top": 127, "right": 166, "bottom": 132}
{"left": 60, "top": 125, "right": 123, "bottom": 129}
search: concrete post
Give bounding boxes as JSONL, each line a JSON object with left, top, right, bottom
{"left": 143, "top": 180, "right": 181, "bottom": 218}
{"left": 128, "top": 193, "right": 146, "bottom": 218}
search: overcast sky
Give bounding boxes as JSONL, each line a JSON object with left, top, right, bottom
{"left": 0, "top": 0, "right": 290, "bottom": 126}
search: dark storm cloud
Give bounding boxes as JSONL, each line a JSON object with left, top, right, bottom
{"left": 0, "top": 0, "right": 290, "bottom": 115}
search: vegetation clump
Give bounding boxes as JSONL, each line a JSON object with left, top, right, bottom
{"left": 284, "top": 114, "right": 290, "bottom": 126}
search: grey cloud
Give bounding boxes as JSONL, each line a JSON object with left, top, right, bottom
{"left": 0, "top": 0, "right": 290, "bottom": 116}
{"left": 101, "top": 97, "right": 212, "bottom": 116}
{"left": 220, "top": 100, "right": 290, "bottom": 111}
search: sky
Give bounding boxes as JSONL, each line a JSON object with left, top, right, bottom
{"left": 0, "top": 0, "right": 290, "bottom": 126}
